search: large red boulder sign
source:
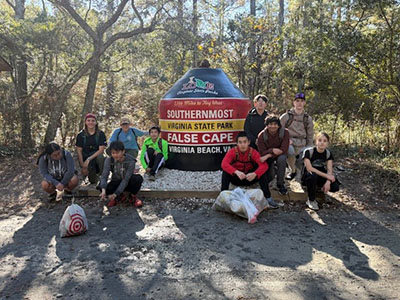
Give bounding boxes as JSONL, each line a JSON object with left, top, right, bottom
{"left": 159, "top": 68, "right": 250, "bottom": 171}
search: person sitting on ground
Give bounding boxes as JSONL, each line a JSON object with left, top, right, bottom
{"left": 75, "top": 113, "right": 106, "bottom": 185}
{"left": 280, "top": 92, "right": 314, "bottom": 181}
{"left": 37, "top": 142, "right": 79, "bottom": 201}
{"left": 244, "top": 94, "right": 269, "bottom": 150}
{"left": 302, "top": 132, "right": 340, "bottom": 211}
{"left": 257, "top": 115, "right": 290, "bottom": 196}
{"left": 221, "top": 131, "right": 281, "bottom": 209}
{"left": 140, "top": 126, "right": 168, "bottom": 181}
{"left": 100, "top": 141, "right": 143, "bottom": 208}
{"left": 108, "top": 117, "right": 147, "bottom": 159}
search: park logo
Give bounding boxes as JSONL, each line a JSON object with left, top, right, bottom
{"left": 182, "top": 76, "right": 215, "bottom": 91}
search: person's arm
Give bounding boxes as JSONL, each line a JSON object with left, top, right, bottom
{"left": 76, "top": 146, "right": 85, "bottom": 167}
{"left": 252, "top": 150, "right": 269, "bottom": 178}
{"left": 140, "top": 142, "right": 148, "bottom": 169}
{"left": 162, "top": 139, "right": 168, "bottom": 161}
{"left": 306, "top": 116, "right": 314, "bottom": 147}
{"left": 304, "top": 158, "right": 335, "bottom": 181}
{"left": 109, "top": 129, "right": 117, "bottom": 143}
{"left": 280, "top": 129, "right": 290, "bottom": 155}
{"left": 134, "top": 128, "right": 147, "bottom": 137}
{"left": 39, "top": 156, "right": 60, "bottom": 186}
{"left": 100, "top": 158, "right": 111, "bottom": 190}
{"left": 221, "top": 149, "right": 237, "bottom": 175}
{"left": 88, "top": 131, "right": 106, "bottom": 160}
{"left": 60, "top": 152, "right": 75, "bottom": 185}
{"left": 114, "top": 160, "right": 135, "bottom": 196}
{"left": 257, "top": 132, "right": 273, "bottom": 162}
{"left": 279, "top": 113, "right": 288, "bottom": 129}
{"left": 244, "top": 115, "right": 256, "bottom": 144}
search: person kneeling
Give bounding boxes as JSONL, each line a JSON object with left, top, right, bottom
{"left": 140, "top": 126, "right": 168, "bottom": 181}
{"left": 302, "top": 132, "right": 340, "bottom": 211}
{"left": 221, "top": 131, "right": 281, "bottom": 209}
{"left": 100, "top": 141, "right": 143, "bottom": 208}
{"left": 38, "top": 142, "right": 79, "bottom": 201}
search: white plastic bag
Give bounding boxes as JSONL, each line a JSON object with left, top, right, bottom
{"left": 59, "top": 203, "right": 88, "bottom": 237}
{"left": 213, "top": 188, "right": 266, "bottom": 223}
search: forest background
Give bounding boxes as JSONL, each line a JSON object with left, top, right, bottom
{"left": 1, "top": 0, "right": 399, "bottom": 171}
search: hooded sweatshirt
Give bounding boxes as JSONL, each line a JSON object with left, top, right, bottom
{"left": 38, "top": 150, "right": 75, "bottom": 186}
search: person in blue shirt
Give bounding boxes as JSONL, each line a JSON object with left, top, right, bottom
{"left": 108, "top": 117, "right": 147, "bottom": 158}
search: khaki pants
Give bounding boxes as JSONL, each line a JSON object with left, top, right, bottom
{"left": 287, "top": 145, "right": 304, "bottom": 174}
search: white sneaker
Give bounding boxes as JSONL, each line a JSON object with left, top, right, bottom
{"left": 306, "top": 199, "right": 319, "bottom": 210}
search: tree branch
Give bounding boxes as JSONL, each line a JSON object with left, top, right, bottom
{"left": 131, "top": 0, "right": 144, "bottom": 28}
{"left": 50, "top": 0, "right": 98, "bottom": 42}
{"left": 97, "top": 0, "right": 129, "bottom": 34}
{"left": 0, "top": 32, "right": 25, "bottom": 59}
{"left": 5, "top": 0, "right": 16, "bottom": 10}
{"left": 84, "top": 0, "right": 92, "bottom": 22}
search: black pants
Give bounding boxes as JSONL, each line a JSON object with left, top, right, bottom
{"left": 221, "top": 171, "right": 271, "bottom": 198}
{"left": 302, "top": 172, "right": 340, "bottom": 201}
{"left": 145, "top": 148, "right": 165, "bottom": 175}
{"left": 106, "top": 175, "right": 143, "bottom": 196}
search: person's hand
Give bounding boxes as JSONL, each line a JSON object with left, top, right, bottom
{"left": 81, "top": 166, "right": 89, "bottom": 176}
{"left": 234, "top": 170, "right": 246, "bottom": 180}
{"left": 289, "top": 139, "right": 293, "bottom": 145}
{"left": 246, "top": 172, "right": 257, "bottom": 182}
{"left": 100, "top": 190, "right": 106, "bottom": 200}
{"left": 272, "top": 148, "right": 283, "bottom": 156}
{"left": 326, "top": 174, "right": 336, "bottom": 182}
{"left": 146, "top": 168, "right": 151, "bottom": 173}
{"left": 108, "top": 194, "right": 117, "bottom": 201}
{"left": 322, "top": 181, "right": 331, "bottom": 193}
{"left": 56, "top": 183, "right": 64, "bottom": 192}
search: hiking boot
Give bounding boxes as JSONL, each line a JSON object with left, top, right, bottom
{"left": 148, "top": 174, "right": 156, "bottom": 181}
{"left": 130, "top": 194, "right": 143, "bottom": 208}
{"left": 285, "top": 172, "right": 297, "bottom": 181}
{"left": 277, "top": 184, "right": 288, "bottom": 196}
{"left": 266, "top": 197, "right": 279, "bottom": 209}
{"left": 107, "top": 199, "right": 117, "bottom": 208}
{"left": 48, "top": 192, "right": 57, "bottom": 202}
{"left": 306, "top": 199, "right": 319, "bottom": 210}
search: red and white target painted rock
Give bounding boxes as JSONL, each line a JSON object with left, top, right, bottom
{"left": 59, "top": 204, "right": 88, "bottom": 238}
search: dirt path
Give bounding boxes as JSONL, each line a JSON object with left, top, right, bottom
{"left": 0, "top": 157, "right": 399, "bottom": 300}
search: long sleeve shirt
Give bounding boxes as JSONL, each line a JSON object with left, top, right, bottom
{"left": 256, "top": 128, "right": 290, "bottom": 158}
{"left": 39, "top": 150, "right": 75, "bottom": 186}
{"left": 100, "top": 155, "right": 135, "bottom": 196}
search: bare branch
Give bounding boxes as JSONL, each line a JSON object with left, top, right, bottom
{"left": 5, "top": 0, "right": 16, "bottom": 10}
{"left": 98, "top": 0, "right": 129, "bottom": 34}
{"left": 49, "top": 0, "right": 98, "bottom": 42}
{"left": 84, "top": 0, "right": 92, "bottom": 22}
{"left": 131, "top": 0, "right": 144, "bottom": 28}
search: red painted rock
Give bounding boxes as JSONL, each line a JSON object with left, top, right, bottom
{"left": 159, "top": 68, "right": 250, "bottom": 171}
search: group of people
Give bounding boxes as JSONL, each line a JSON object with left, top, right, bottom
{"left": 38, "top": 92, "right": 339, "bottom": 211}
{"left": 222, "top": 92, "right": 339, "bottom": 210}
{"left": 38, "top": 114, "right": 168, "bottom": 207}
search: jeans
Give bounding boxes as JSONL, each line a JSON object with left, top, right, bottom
{"left": 266, "top": 154, "right": 287, "bottom": 186}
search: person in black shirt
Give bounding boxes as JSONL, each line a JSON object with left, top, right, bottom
{"left": 76, "top": 113, "right": 107, "bottom": 184}
{"left": 244, "top": 94, "right": 268, "bottom": 149}
{"left": 301, "top": 132, "right": 340, "bottom": 210}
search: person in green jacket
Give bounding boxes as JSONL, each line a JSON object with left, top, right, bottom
{"left": 140, "top": 126, "right": 168, "bottom": 181}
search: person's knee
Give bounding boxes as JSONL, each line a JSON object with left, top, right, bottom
{"left": 288, "top": 145, "right": 295, "bottom": 156}
{"left": 276, "top": 154, "right": 287, "bottom": 165}
{"left": 41, "top": 180, "right": 52, "bottom": 192}
{"left": 68, "top": 175, "right": 79, "bottom": 189}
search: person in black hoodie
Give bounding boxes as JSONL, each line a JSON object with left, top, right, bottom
{"left": 244, "top": 94, "right": 269, "bottom": 149}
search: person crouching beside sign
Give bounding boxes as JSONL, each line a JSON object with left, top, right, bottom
{"left": 221, "top": 132, "right": 282, "bottom": 209}
{"left": 140, "top": 126, "right": 168, "bottom": 181}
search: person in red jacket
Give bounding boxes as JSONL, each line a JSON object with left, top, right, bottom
{"left": 221, "top": 131, "right": 281, "bottom": 209}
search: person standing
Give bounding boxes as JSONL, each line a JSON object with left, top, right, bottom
{"left": 280, "top": 92, "right": 314, "bottom": 180}
{"left": 244, "top": 94, "right": 269, "bottom": 150}
{"left": 108, "top": 117, "right": 147, "bottom": 159}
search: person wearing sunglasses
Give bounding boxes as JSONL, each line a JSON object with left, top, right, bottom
{"left": 280, "top": 92, "right": 314, "bottom": 181}
{"left": 244, "top": 94, "right": 269, "bottom": 150}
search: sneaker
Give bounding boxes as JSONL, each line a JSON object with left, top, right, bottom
{"left": 130, "top": 194, "right": 143, "bottom": 208}
{"left": 148, "top": 175, "right": 156, "bottom": 181}
{"left": 107, "top": 199, "right": 117, "bottom": 207}
{"left": 48, "top": 192, "right": 57, "bottom": 202}
{"left": 277, "top": 184, "right": 288, "bottom": 195}
{"left": 285, "top": 172, "right": 297, "bottom": 181}
{"left": 306, "top": 199, "right": 319, "bottom": 210}
{"left": 266, "top": 197, "right": 279, "bottom": 209}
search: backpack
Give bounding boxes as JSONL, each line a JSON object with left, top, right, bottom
{"left": 117, "top": 128, "right": 140, "bottom": 150}
{"left": 285, "top": 111, "right": 310, "bottom": 135}
{"left": 262, "top": 127, "right": 285, "bottom": 143}
{"left": 81, "top": 130, "right": 99, "bottom": 147}
{"left": 299, "top": 147, "right": 331, "bottom": 174}
{"left": 233, "top": 146, "right": 253, "bottom": 162}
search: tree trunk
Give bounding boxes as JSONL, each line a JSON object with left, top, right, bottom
{"left": 14, "top": 0, "right": 33, "bottom": 148}
{"left": 80, "top": 56, "right": 101, "bottom": 127}
{"left": 192, "top": 0, "right": 198, "bottom": 68}
{"left": 275, "top": 0, "right": 284, "bottom": 102}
